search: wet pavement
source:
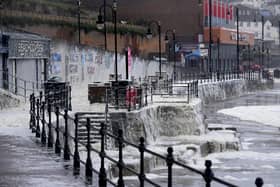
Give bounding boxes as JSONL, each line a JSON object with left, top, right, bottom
{"left": 0, "top": 127, "right": 98, "bottom": 187}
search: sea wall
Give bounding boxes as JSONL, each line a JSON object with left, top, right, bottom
{"left": 110, "top": 99, "right": 206, "bottom": 144}
{"left": 198, "top": 79, "right": 273, "bottom": 104}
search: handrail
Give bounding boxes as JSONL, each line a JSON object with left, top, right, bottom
{"left": 28, "top": 90, "right": 265, "bottom": 187}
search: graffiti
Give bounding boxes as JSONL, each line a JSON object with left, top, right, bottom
{"left": 70, "top": 75, "right": 79, "bottom": 84}
{"left": 104, "top": 53, "right": 111, "bottom": 68}
{"left": 86, "top": 51, "right": 93, "bottom": 62}
{"left": 69, "top": 52, "right": 79, "bottom": 63}
{"left": 87, "top": 66, "right": 95, "bottom": 74}
{"left": 69, "top": 64, "right": 78, "bottom": 74}
{"left": 51, "top": 62, "right": 61, "bottom": 74}
{"left": 51, "top": 53, "right": 62, "bottom": 62}
{"left": 95, "top": 52, "right": 103, "bottom": 65}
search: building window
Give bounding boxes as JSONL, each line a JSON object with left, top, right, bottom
{"left": 267, "top": 26, "right": 270, "bottom": 30}
{"left": 255, "top": 32, "right": 258, "bottom": 37}
{"left": 255, "top": 22, "right": 258, "bottom": 27}
{"left": 247, "top": 22, "right": 251, "bottom": 27}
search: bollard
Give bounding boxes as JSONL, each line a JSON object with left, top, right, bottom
{"left": 55, "top": 106, "right": 61, "bottom": 155}
{"left": 47, "top": 103, "right": 53, "bottom": 148}
{"left": 99, "top": 122, "right": 107, "bottom": 187}
{"left": 41, "top": 102, "right": 46, "bottom": 145}
{"left": 36, "top": 99, "right": 41, "bottom": 138}
{"left": 63, "top": 109, "right": 70, "bottom": 160}
{"left": 204, "top": 160, "right": 214, "bottom": 187}
{"left": 73, "top": 114, "right": 80, "bottom": 175}
{"left": 117, "top": 129, "right": 125, "bottom": 187}
{"left": 139, "top": 137, "right": 145, "bottom": 187}
{"left": 255, "top": 177, "right": 264, "bottom": 187}
{"left": 166, "top": 147, "right": 174, "bottom": 187}
{"left": 85, "top": 118, "right": 93, "bottom": 183}
{"left": 69, "top": 86, "right": 72, "bottom": 111}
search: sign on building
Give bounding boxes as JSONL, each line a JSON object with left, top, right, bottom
{"left": 8, "top": 39, "right": 50, "bottom": 59}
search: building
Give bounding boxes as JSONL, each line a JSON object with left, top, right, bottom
{"left": 117, "top": 0, "right": 255, "bottom": 73}
{"left": 0, "top": 30, "right": 50, "bottom": 96}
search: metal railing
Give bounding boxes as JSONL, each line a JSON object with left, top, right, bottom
{"left": 0, "top": 70, "right": 43, "bottom": 101}
{"left": 108, "top": 85, "right": 148, "bottom": 112}
{"left": 29, "top": 91, "right": 264, "bottom": 187}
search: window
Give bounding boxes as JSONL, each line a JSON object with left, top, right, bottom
{"left": 247, "top": 22, "right": 251, "bottom": 27}
{"left": 255, "top": 22, "right": 258, "bottom": 27}
{"left": 255, "top": 32, "right": 259, "bottom": 37}
{"left": 267, "top": 25, "right": 270, "bottom": 30}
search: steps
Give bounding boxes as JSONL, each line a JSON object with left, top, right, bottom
{"left": 76, "top": 112, "right": 111, "bottom": 147}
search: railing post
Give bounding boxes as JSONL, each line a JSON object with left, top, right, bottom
{"left": 204, "top": 160, "right": 213, "bottom": 187}
{"left": 166, "top": 147, "right": 174, "bottom": 187}
{"left": 128, "top": 85, "right": 131, "bottom": 112}
{"left": 24, "top": 81, "right": 27, "bottom": 102}
{"left": 32, "top": 82, "right": 35, "bottom": 93}
{"left": 63, "top": 109, "right": 70, "bottom": 160}
{"left": 99, "top": 122, "right": 107, "bottom": 187}
{"left": 29, "top": 94, "right": 33, "bottom": 129}
{"left": 117, "top": 129, "right": 124, "bottom": 187}
{"left": 196, "top": 81, "right": 199, "bottom": 97}
{"left": 36, "top": 99, "right": 41, "bottom": 138}
{"left": 39, "top": 91, "right": 43, "bottom": 113}
{"left": 69, "top": 86, "right": 72, "bottom": 111}
{"left": 73, "top": 114, "right": 80, "bottom": 175}
{"left": 187, "top": 83, "right": 190, "bottom": 103}
{"left": 15, "top": 77, "right": 18, "bottom": 94}
{"left": 145, "top": 84, "right": 148, "bottom": 106}
{"left": 55, "top": 106, "right": 61, "bottom": 155}
{"left": 255, "top": 177, "right": 264, "bottom": 187}
{"left": 47, "top": 103, "right": 53, "bottom": 148}
{"left": 139, "top": 137, "right": 145, "bottom": 187}
{"left": 32, "top": 95, "right": 36, "bottom": 133}
{"left": 41, "top": 101, "right": 46, "bottom": 145}
{"left": 85, "top": 118, "right": 93, "bottom": 182}
{"left": 139, "top": 86, "right": 142, "bottom": 109}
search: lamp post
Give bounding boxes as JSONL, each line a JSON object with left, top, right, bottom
{"left": 236, "top": 7, "right": 240, "bottom": 78}
{"left": 96, "top": 0, "right": 118, "bottom": 82}
{"left": 164, "top": 29, "right": 176, "bottom": 81}
{"left": 248, "top": 44, "right": 251, "bottom": 79}
{"left": 77, "top": 0, "right": 81, "bottom": 44}
{"left": 146, "top": 21, "right": 162, "bottom": 79}
{"left": 96, "top": 0, "right": 119, "bottom": 108}
{"left": 208, "top": 0, "right": 213, "bottom": 77}
{"left": 217, "top": 38, "right": 220, "bottom": 80}
{"left": 261, "top": 15, "right": 264, "bottom": 70}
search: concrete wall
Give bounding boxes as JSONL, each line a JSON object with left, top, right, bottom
{"left": 110, "top": 100, "right": 206, "bottom": 144}
{"left": 50, "top": 41, "right": 174, "bottom": 85}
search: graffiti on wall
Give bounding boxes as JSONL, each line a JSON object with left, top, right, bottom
{"left": 69, "top": 64, "right": 78, "bottom": 74}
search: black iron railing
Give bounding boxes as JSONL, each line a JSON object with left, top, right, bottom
{"left": 29, "top": 91, "right": 264, "bottom": 187}
{"left": 108, "top": 85, "right": 148, "bottom": 112}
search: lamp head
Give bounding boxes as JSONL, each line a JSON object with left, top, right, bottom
{"left": 96, "top": 14, "right": 104, "bottom": 30}
{"left": 77, "top": 0, "right": 81, "bottom": 6}
{"left": 146, "top": 28, "right": 153, "bottom": 39}
{"left": 113, "top": 0, "right": 117, "bottom": 11}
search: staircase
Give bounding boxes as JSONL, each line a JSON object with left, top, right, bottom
{"left": 76, "top": 112, "right": 111, "bottom": 147}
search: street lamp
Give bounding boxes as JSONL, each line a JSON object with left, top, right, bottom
{"left": 96, "top": 0, "right": 118, "bottom": 82}
{"left": 164, "top": 29, "right": 176, "bottom": 81}
{"left": 77, "top": 0, "right": 81, "bottom": 44}
{"left": 96, "top": 0, "right": 119, "bottom": 108}
{"left": 236, "top": 7, "right": 240, "bottom": 78}
{"left": 208, "top": 0, "right": 213, "bottom": 76}
{"left": 146, "top": 21, "right": 162, "bottom": 79}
